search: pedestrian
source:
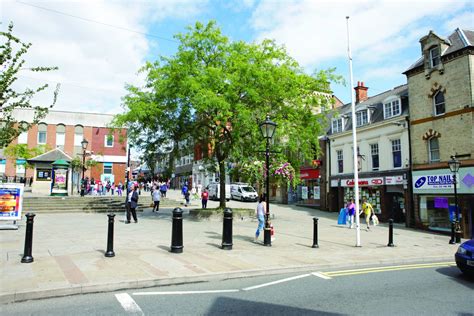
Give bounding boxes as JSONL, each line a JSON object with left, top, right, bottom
{"left": 184, "top": 190, "right": 190, "bottom": 207}
{"left": 182, "top": 183, "right": 189, "bottom": 205}
{"left": 111, "top": 183, "right": 115, "bottom": 195}
{"left": 126, "top": 185, "right": 139, "bottom": 224}
{"left": 160, "top": 182, "right": 167, "bottom": 197}
{"left": 254, "top": 194, "right": 266, "bottom": 243}
{"left": 360, "top": 198, "right": 374, "bottom": 230}
{"left": 117, "top": 182, "right": 123, "bottom": 196}
{"left": 347, "top": 199, "right": 355, "bottom": 229}
{"left": 201, "top": 188, "right": 209, "bottom": 209}
{"left": 152, "top": 186, "right": 160, "bottom": 212}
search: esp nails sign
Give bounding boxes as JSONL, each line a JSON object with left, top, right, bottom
{"left": 343, "top": 177, "right": 384, "bottom": 187}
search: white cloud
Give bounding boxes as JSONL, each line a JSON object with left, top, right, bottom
{"left": 250, "top": 0, "right": 471, "bottom": 68}
{"left": 443, "top": 10, "right": 474, "bottom": 31}
{"left": 1, "top": 0, "right": 204, "bottom": 115}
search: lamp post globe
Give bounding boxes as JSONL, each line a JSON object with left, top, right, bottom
{"left": 80, "top": 139, "right": 89, "bottom": 197}
{"left": 259, "top": 115, "right": 277, "bottom": 247}
{"left": 448, "top": 156, "right": 461, "bottom": 243}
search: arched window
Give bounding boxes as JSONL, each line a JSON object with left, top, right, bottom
{"left": 74, "top": 125, "right": 84, "bottom": 146}
{"left": 37, "top": 123, "right": 47, "bottom": 144}
{"left": 56, "top": 124, "right": 66, "bottom": 150}
{"left": 428, "top": 138, "right": 440, "bottom": 163}
{"left": 17, "top": 121, "right": 29, "bottom": 144}
{"left": 433, "top": 91, "right": 445, "bottom": 116}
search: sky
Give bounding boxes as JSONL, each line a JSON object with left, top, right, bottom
{"left": 1, "top": 0, "right": 473, "bottom": 115}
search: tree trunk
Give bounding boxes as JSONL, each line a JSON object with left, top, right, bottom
{"left": 218, "top": 160, "right": 226, "bottom": 209}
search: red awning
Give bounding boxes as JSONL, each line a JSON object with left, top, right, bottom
{"left": 300, "top": 168, "right": 320, "bottom": 180}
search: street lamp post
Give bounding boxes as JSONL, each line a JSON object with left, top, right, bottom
{"left": 259, "top": 115, "right": 277, "bottom": 247}
{"left": 80, "top": 139, "right": 89, "bottom": 197}
{"left": 448, "top": 156, "right": 462, "bottom": 243}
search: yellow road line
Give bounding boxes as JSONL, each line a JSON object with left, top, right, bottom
{"left": 325, "top": 262, "right": 455, "bottom": 277}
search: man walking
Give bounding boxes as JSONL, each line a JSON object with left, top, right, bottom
{"left": 361, "top": 198, "right": 374, "bottom": 231}
{"left": 126, "top": 185, "right": 139, "bottom": 224}
{"left": 152, "top": 186, "right": 161, "bottom": 212}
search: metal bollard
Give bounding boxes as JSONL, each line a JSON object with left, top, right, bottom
{"left": 449, "top": 221, "right": 456, "bottom": 244}
{"left": 21, "top": 213, "right": 36, "bottom": 263}
{"left": 105, "top": 213, "right": 116, "bottom": 257}
{"left": 170, "top": 207, "right": 183, "bottom": 253}
{"left": 312, "top": 217, "right": 319, "bottom": 248}
{"left": 387, "top": 219, "right": 394, "bottom": 247}
{"left": 221, "top": 208, "right": 233, "bottom": 250}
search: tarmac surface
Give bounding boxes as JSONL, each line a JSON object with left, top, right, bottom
{"left": 0, "top": 189, "right": 461, "bottom": 304}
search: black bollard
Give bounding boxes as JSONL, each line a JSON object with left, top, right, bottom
{"left": 387, "top": 219, "right": 394, "bottom": 247}
{"left": 221, "top": 208, "right": 233, "bottom": 250}
{"left": 312, "top": 217, "right": 319, "bottom": 248}
{"left": 455, "top": 221, "right": 462, "bottom": 244}
{"left": 170, "top": 207, "right": 183, "bottom": 253}
{"left": 449, "top": 221, "right": 456, "bottom": 244}
{"left": 105, "top": 213, "right": 116, "bottom": 257}
{"left": 21, "top": 213, "right": 36, "bottom": 263}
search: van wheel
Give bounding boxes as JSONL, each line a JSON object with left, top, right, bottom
{"left": 241, "top": 197, "right": 244, "bottom": 202}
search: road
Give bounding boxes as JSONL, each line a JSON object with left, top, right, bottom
{"left": 2, "top": 262, "right": 473, "bottom": 315}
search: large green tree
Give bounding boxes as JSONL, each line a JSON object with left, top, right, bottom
{"left": 116, "top": 21, "right": 339, "bottom": 208}
{"left": 0, "top": 22, "right": 60, "bottom": 148}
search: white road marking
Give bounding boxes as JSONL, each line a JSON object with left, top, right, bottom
{"left": 311, "top": 272, "right": 332, "bottom": 280}
{"left": 242, "top": 273, "right": 311, "bottom": 291}
{"left": 115, "top": 293, "right": 144, "bottom": 315}
{"left": 133, "top": 289, "right": 240, "bottom": 295}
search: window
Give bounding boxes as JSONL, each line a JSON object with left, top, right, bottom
{"left": 37, "top": 123, "right": 47, "bottom": 144}
{"left": 429, "top": 46, "right": 440, "bottom": 68}
{"left": 104, "top": 135, "right": 114, "bottom": 147}
{"left": 0, "top": 160, "right": 5, "bottom": 174}
{"left": 391, "top": 139, "right": 402, "bottom": 168}
{"left": 56, "top": 124, "right": 65, "bottom": 149}
{"left": 370, "top": 143, "right": 379, "bottom": 171}
{"left": 332, "top": 118, "right": 343, "bottom": 133}
{"left": 16, "top": 159, "right": 26, "bottom": 175}
{"left": 336, "top": 150, "right": 343, "bottom": 173}
{"left": 74, "top": 125, "right": 84, "bottom": 146}
{"left": 428, "top": 138, "right": 440, "bottom": 163}
{"left": 356, "top": 110, "right": 368, "bottom": 127}
{"left": 384, "top": 99, "right": 401, "bottom": 119}
{"left": 36, "top": 168, "right": 52, "bottom": 181}
{"left": 103, "top": 163, "right": 113, "bottom": 174}
{"left": 433, "top": 91, "right": 445, "bottom": 116}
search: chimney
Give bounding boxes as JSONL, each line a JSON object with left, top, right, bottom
{"left": 354, "top": 81, "right": 368, "bottom": 104}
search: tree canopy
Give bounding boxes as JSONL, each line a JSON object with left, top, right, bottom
{"left": 115, "top": 21, "right": 340, "bottom": 207}
{"left": 0, "top": 22, "right": 60, "bottom": 148}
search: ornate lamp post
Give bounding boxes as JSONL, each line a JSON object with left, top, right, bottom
{"left": 80, "top": 139, "right": 89, "bottom": 197}
{"left": 448, "top": 156, "right": 462, "bottom": 243}
{"left": 259, "top": 115, "right": 277, "bottom": 246}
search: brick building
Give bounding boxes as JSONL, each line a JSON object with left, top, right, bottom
{"left": 403, "top": 28, "right": 474, "bottom": 237}
{"left": 0, "top": 109, "right": 127, "bottom": 195}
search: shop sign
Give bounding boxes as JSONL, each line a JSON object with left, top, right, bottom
{"left": 413, "top": 174, "right": 455, "bottom": 190}
{"left": 341, "top": 177, "right": 384, "bottom": 187}
{"left": 300, "top": 168, "right": 320, "bottom": 180}
{"left": 330, "top": 180, "right": 339, "bottom": 187}
{"left": 0, "top": 183, "right": 23, "bottom": 221}
{"left": 385, "top": 176, "right": 404, "bottom": 185}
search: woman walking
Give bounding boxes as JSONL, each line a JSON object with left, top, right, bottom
{"left": 254, "top": 195, "right": 266, "bottom": 243}
{"left": 152, "top": 186, "right": 161, "bottom": 212}
{"left": 346, "top": 199, "right": 355, "bottom": 229}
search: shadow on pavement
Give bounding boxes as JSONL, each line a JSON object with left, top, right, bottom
{"left": 206, "top": 297, "right": 343, "bottom": 316}
{"left": 435, "top": 266, "right": 474, "bottom": 289}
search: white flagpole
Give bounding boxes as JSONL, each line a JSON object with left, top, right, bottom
{"left": 346, "top": 16, "right": 361, "bottom": 247}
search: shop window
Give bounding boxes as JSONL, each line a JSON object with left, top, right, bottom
{"left": 428, "top": 138, "right": 440, "bottom": 163}
{"left": 37, "top": 123, "right": 47, "bottom": 144}
{"left": 103, "top": 163, "right": 113, "bottom": 174}
{"left": 36, "top": 168, "right": 52, "bottom": 181}
{"left": 391, "top": 139, "right": 401, "bottom": 168}
{"left": 336, "top": 150, "right": 343, "bottom": 173}
{"left": 433, "top": 91, "right": 445, "bottom": 116}
{"left": 419, "top": 196, "right": 453, "bottom": 232}
{"left": 370, "top": 143, "right": 379, "bottom": 171}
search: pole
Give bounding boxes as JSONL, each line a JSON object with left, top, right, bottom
{"left": 387, "top": 219, "right": 394, "bottom": 247}
{"left": 171, "top": 207, "right": 183, "bottom": 253}
{"left": 346, "top": 16, "right": 361, "bottom": 247}
{"left": 221, "top": 208, "right": 233, "bottom": 250}
{"left": 453, "top": 173, "right": 461, "bottom": 243}
{"left": 81, "top": 149, "right": 86, "bottom": 197}
{"left": 312, "top": 217, "right": 319, "bottom": 248}
{"left": 263, "top": 136, "right": 272, "bottom": 246}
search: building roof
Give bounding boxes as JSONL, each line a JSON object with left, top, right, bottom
{"left": 404, "top": 28, "right": 474, "bottom": 73}
{"left": 328, "top": 84, "right": 408, "bottom": 136}
{"left": 11, "top": 108, "right": 118, "bottom": 127}
{"left": 28, "top": 148, "right": 72, "bottom": 163}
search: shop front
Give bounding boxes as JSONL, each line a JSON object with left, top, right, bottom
{"left": 413, "top": 167, "right": 474, "bottom": 238}
{"left": 294, "top": 168, "right": 320, "bottom": 207}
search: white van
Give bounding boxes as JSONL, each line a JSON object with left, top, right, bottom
{"left": 207, "top": 182, "right": 231, "bottom": 201}
{"left": 230, "top": 183, "right": 258, "bottom": 202}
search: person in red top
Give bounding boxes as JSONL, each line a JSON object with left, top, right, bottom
{"left": 201, "top": 189, "right": 209, "bottom": 209}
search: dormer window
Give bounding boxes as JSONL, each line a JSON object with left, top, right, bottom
{"left": 429, "top": 46, "right": 440, "bottom": 68}
{"left": 332, "top": 118, "right": 344, "bottom": 133}
{"left": 356, "top": 110, "right": 368, "bottom": 127}
{"left": 433, "top": 91, "right": 445, "bottom": 116}
{"left": 384, "top": 98, "right": 401, "bottom": 119}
